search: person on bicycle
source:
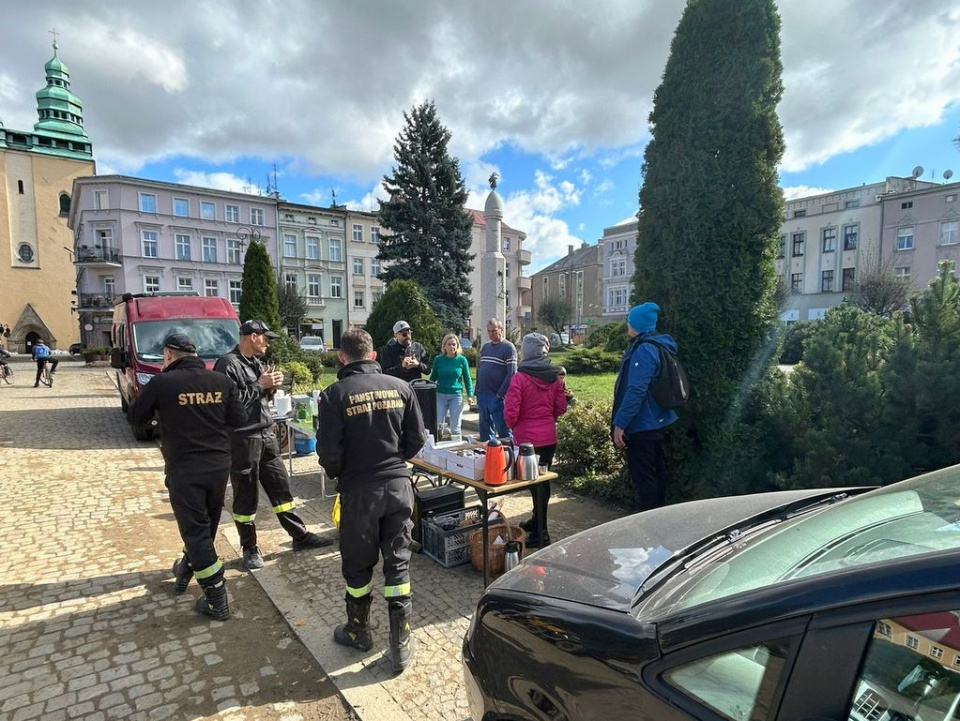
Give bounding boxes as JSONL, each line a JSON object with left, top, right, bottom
{"left": 0, "top": 346, "right": 11, "bottom": 379}
{"left": 32, "top": 338, "right": 58, "bottom": 387}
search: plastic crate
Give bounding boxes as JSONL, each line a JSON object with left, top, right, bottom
{"left": 421, "top": 506, "right": 483, "bottom": 568}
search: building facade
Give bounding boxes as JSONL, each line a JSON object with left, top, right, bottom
{"left": 531, "top": 243, "right": 603, "bottom": 342}
{"left": 68, "top": 175, "right": 278, "bottom": 347}
{"left": 277, "top": 201, "right": 348, "bottom": 347}
{"left": 599, "top": 218, "right": 637, "bottom": 320}
{"left": 0, "top": 44, "right": 95, "bottom": 352}
{"left": 343, "top": 209, "right": 387, "bottom": 331}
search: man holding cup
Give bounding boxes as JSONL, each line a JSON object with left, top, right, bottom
{"left": 379, "top": 320, "right": 431, "bottom": 383}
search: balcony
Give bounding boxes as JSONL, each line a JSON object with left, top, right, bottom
{"left": 518, "top": 249, "right": 532, "bottom": 266}
{"left": 517, "top": 275, "right": 531, "bottom": 291}
{"left": 76, "top": 246, "right": 122, "bottom": 266}
{"left": 78, "top": 292, "right": 118, "bottom": 311}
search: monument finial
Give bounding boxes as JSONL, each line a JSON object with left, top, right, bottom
{"left": 489, "top": 172, "right": 499, "bottom": 190}
{"left": 49, "top": 27, "right": 60, "bottom": 52}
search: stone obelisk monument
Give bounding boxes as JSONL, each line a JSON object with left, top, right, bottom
{"left": 480, "top": 173, "right": 506, "bottom": 343}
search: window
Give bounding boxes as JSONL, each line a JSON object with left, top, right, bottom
{"left": 503, "top": 237, "right": 511, "bottom": 251}
{"left": 306, "top": 236, "right": 320, "bottom": 260}
{"left": 139, "top": 193, "right": 158, "bottom": 213}
{"left": 177, "top": 277, "right": 193, "bottom": 293}
{"left": 17, "top": 243, "right": 35, "bottom": 262}
{"left": 353, "top": 258, "right": 364, "bottom": 275}
{"left": 58, "top": 192, "right": 71, "bottom": 215}
{"left": 821, "top": 270, "right": 835, "bottom": 292}
{"left": 204, "top": 279, "right": 218, "bottom": 297}
{"left": 307, "top": 274, "right": 321, "bottom": 299}
{"left": 103, "top": 277, "right": 115, "bottom": 297}
{"left": 608, "top": 286, "right": 628, "bottom": 308}
{"left": 373, "top": 290, "right": 383, "bottom": 305}
{"left": 202, "top": 236, "right": 217, "bottom": 263}
{"left": 877, "top": 621, "right": 891, "bottom": 636}
{"left": 895, "top": 266, "right": 911, "bottom": 282}
{"left": 96, "top": 228, "right": 113, "bottom": 249}
{"left": 284, "top": 273, "right": 297, "bottom": 291}
{"left": 947, "top": 194, "right": 957, "bottom": 203}
{"left": 931, "top": 646, "right": 944, "bottom": 659}
{"left": 901, "top": 201, "right": 913, "bottom": 209}
{"left": 542, "top": 277, "right": 549, "bottom": 299}
{"left": 352, "top": 224, "right": 363, "bottom": 242}
{"left": 200, "top": 201, "right": 216, "bottom": 220}
{"left": 175, "top": 234, "right": 191, "bottom": 261}
{"left": 144, "top": 275, "right": 161, "bottom": 293}
{"left": 227, "top": 239, "right": 242, "bottom": 265}
{"left": 330, "top": 276, "right": 343, "bottom": 298}
{"left": 822, "top": 227, "right": 837, "bottom": 253}
{"left": 505, "top": 262, "right": 511, "bottom": 279}
{"left": 173, "top": 198, "right": 189, "bottom": 217}
{"left": 370, "top": 227, "right": 380, "bottom": 244}
{"left": 225, "top": 204, "right": 240, "bottom": 223}
{"left": 793, "top": 208, "right": 806, "bottom": 218}
{"left": 354, "top": 291, "right": 364, "bottom": 308}
{"left": 778, "top": 235, "right": 785, "bottom": 259}
{"left": 250, "top": 207, "right": 264, "bottom": 226}
{"left": 843, "top": 224, "right": 859, "bottom": 250}
{"left": 897, "top": 227, "right": 915, "bottom": 251}
{"left": 664, "top": 640, "right": 791, "bottom": 721}
{"left": 371, "top": 258, "right": 381, "bottom": 276}
{"left": 611, "top": 258, "right": 626, "bottom": 277}
{"left": 559, "top": 274, "right": 567, "bottom": 297}
{"left": 141, "top": 230, "right": 159, "bottom": 258}
{"left": 844, "top": 199, "right": 860, "bottom": 209}
{"left": 792, "top": 232, "right": 805, "bottom": 257}
{"left": 842, "top": 268, "right": 855, "bottom": 292}
{"left": 791, "top": 273, "right": 803, "bottom": 292}
{"left": 229, "top": 280, "right": 242, "bottom": 304}
{"left": 941, "top": 221, "right": 959, "bottom": 246}
{"left": 505, "top": 290, "right": 511, "bottom": 308}
{"left": 94, "top": 190, "right": 108, "bottom": 210}
{"left": 329, "top": 239, "right": 342, "bottom": 262}
{"left": 284, "top": 234, "right": 297, "bottom": 258}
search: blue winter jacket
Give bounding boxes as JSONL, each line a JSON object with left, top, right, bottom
{"left": 612, "top": 331, "right": 679, "bottom": 434}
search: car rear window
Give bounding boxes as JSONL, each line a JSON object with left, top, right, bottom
{"left": 641, "top": 465, "right": 960, "bottom": 618}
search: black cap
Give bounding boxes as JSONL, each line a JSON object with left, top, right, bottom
{"left": 239, "top": 320, "right": 280, "bottom": 338}
{"left": 163, "top": 333, "right": 197, "bottom": 353}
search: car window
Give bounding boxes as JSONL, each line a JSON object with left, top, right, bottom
{"left": 663, "top": 639, "right": 791, "bottom": 721}
{"left": 132, "top": 320, "right": 239, "bottom": 361}
{"left": 641, "top": 466, "right": 960, "bottom": 618}
{"left": 849, "top": 611, "right": 960, "bottom": 721}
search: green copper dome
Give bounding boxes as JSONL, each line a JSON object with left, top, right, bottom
{"left": 34, "top": 44, "right": 88, "bottom": 141}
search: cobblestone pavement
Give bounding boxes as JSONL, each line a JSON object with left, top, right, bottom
{"left": 0, "top": 363, "right": 622, "bottom": 721}
{"left": 0, "top": 362, "right": 355, "bottom": 721}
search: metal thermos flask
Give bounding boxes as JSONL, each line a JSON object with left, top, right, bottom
{"left": 504, "top": 540, "right": 520, "bottom": 572}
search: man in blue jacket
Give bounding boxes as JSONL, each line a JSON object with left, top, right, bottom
{"left": 611, "top": 302, "right": 678, "bottom": 511}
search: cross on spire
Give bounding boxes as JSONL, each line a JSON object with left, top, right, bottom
{"left": 49, "top": 27, "right": 59, "bottom": 51}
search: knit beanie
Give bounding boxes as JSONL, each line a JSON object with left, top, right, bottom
{"left": 521, "top": 332, "right": 549, "bottom": 360}
{"left": 627, "top": 302, "right": 660, "bottom": 333}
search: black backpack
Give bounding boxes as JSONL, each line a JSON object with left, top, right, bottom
{"left": 642, "top": 339, "right": 690, "bottom": 410}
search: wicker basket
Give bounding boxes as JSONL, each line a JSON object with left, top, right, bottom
{"left": 468, "top": 523, "right": 526, "bottom": 577}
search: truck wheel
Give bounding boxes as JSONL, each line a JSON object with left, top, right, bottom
{"left": 131, "top": 423, "right": 153, "bottom": 441}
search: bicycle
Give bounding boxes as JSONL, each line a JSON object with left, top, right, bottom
{"left": 0, "top": 362, "right": 11, "bottom": 384}
{"left": 37, "top": 362, "right": 54, "bottom": 387}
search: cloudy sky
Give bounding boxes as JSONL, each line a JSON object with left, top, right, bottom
{"left": 2, "top": 0, "right": 959, "bottom": 271}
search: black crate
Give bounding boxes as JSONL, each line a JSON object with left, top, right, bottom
{"left": 422, "top": 506, "right": 483, "bottom": 568}
{"left": 412, "top": 483, "right": 464, "bottom": 543}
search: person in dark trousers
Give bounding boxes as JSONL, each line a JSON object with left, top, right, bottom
{"left": 318, "top": 329, "right": 426, "bottom": 674}
{"left": 32, "top": 338, "right": 59, "bottom": 387}
{"left": 475, "top": 318, "right": 517, "bottom": 441}
{"left": 611, "top": 302, "right": 679, "bottom": 511}
{"left": 129, "top": 333, "right": 247, "bottom": 621}
{"left": 214, "top": 320, "right": 332, "bottom": 571}
{"left": 379, "top": 320, "right": 431, "bottom": 382}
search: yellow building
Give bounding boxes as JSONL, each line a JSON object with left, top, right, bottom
{"left": 0, "top": 42, "right": 95, "bottom": 352}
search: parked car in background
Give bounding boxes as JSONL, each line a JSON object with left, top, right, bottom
{"left": 299, "top": 336, "right": 326, "bottom": 353}
{"left": 459, "top": 337, "right": 473, "bottom": 350}
{"left": 464, "top": 463, "right": 960, "bottom": 721}
{"left": 69, "top": 342, "right": 84, "bottom": 355}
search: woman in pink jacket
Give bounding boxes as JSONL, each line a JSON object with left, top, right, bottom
{"left": 504, "top": 333, "right": 567, "bottom": 547}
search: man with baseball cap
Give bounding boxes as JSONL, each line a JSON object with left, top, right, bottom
{"left": 379, "top": 320, "right": 431, "bottom": 383}
{"left": 214, "top": 319, "right": 331, "bottom": 570}
{"left": 129, "top": 333, "right": 246, "bottom": 620}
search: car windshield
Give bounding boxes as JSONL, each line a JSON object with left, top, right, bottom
{"left": 640, "top": 465, "right": 960, "bottom": 619}
{"left": 132, "top": 320, "right": 239, "bottom": 362}
{"left": 301, "top": 338, "right": 323, "bottom": 346}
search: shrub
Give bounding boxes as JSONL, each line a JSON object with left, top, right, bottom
{"left": 555, "top": 402, "right": 623, "bottom": 478}
{"left": 561, "top": 467, "right": 636, "bottom": 508}
{"left": 320, "top": 350, "right": 341, "bottom": 368}
{"left": 301, "top": 355, "right": 325, "bottom": 384}
{"left": 585, "top": 322, "right": 629, "bottom": 354}
{"left": 462, "top": 347, "right": 477, "bottom": 367}
{"left": 778, "top": 320, "right": 818, "bottom": 364}
{"left": 562, "top": 347, "right": 621, "bottom": 374}
{"left": 283, "top": 360, "right": 313, "bottom": 387}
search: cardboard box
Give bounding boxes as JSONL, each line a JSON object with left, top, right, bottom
{"left": 444, "top": 447, "right": 486, "bottom": 481}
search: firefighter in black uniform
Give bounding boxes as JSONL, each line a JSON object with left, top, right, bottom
{"left": 214, "top": 319, "right": 331, "bottom": 570}
{"left": 129, "top": 333, "right": 246, "bottom": 621}
{"left": 318, "top": 329, "right": 425, "bottom": 674}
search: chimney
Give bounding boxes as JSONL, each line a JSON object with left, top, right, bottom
{"left": 568, "top": 245, "right": 574, "bottom": 256}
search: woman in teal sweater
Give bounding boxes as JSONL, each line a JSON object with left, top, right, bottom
{"left": 430, "top": 333, "right": 473, "bottom": 440}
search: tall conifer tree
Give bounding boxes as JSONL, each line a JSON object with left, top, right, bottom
{"left": 377, "top": 101, "right": 474, "bottom": 331}
{"left": 238, "top": 240, "right": 282, "bottom": 332}
{"left": 634, "top": 0, "right": 785, "bottom": 447}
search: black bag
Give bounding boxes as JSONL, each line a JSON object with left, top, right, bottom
{"left": 643, "top": 340, "right": 690, "bottom": 410}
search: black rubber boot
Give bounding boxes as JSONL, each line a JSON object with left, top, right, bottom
{"left": 388, "top": 595, "right": 414, "bottom": 674}
{"left": 195, "top": 572, "right": 230, "bottom": 621}
{"left": 171, "top": 553, "right": 193, "bottom": 595}
{"left": 334, "top": 594, "right": 374, "bottom": 651}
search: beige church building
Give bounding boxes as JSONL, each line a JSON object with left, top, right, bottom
{"left": 0, "top": 42, "right": 95, "bottom": 352}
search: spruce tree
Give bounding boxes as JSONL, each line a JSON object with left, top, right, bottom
{"left": 634, "top": 0, "right": 785, "bottom": 466}
{"left": 377, "top": 101, "right": 474, "bottom": 331}
{"left": 365, "top": 279, "right": 443, "bottom": 354}
{"left": 238, "top": 240, "right": 282, "bottom": 332}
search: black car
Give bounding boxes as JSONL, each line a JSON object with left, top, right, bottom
{"left": 69, "top": 342, "right": 84, "bottom": 355}
{"left": 463, "top": 464, "right": 960, "bottom": 721}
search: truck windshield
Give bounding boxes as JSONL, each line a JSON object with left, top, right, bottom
{"left": 132, "top": 320, "right": 239, "bottom": 362}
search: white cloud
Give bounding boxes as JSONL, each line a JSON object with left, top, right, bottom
{"left": 172, "top": 169, "right": 258, "bottom": 194}
{"left": 502, "top": 170, "right": 585, "bottom": 272}
{"left": 782, "top": 185, "right": 834, "bottom": 200}
{"left": 594, "top": 179, "right": 614, "bottom": 196}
